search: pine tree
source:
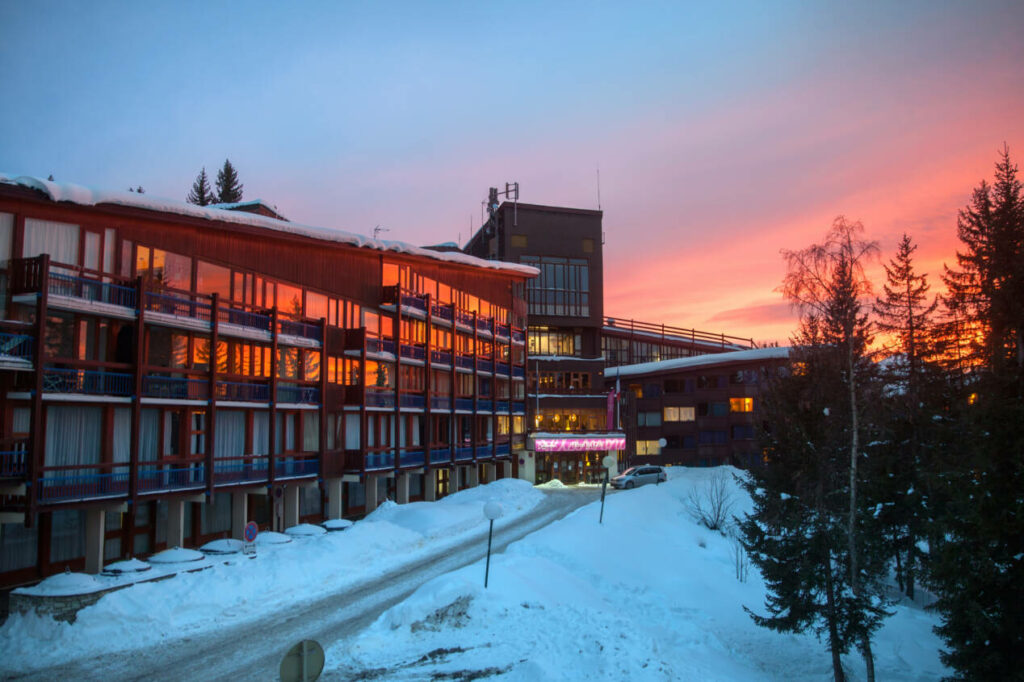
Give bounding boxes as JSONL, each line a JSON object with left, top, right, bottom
{"left": 187, "top": 167, "right": 215, "bottom": 206}
{"left": 742, "top": 217, "right": 889, "bottom": 682}
{"left": 215, "top": 159, "right": 243, "bottom": 204}
{"left": 871, "top": 235, "right": 939, "bottom": 600}
{"left": 929, "top": 146, "right": 1024, "bottom": 680}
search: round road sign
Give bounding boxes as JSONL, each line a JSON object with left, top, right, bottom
{"left": 244, "top": 521, "right": 259, "bottom": 543}
{"left": 280, "top": 639, "right": 325, "bottom": 682}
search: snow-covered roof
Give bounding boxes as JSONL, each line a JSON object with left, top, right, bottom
{"left": 605, "top": 347, "right": 790, "bottom": 378}
{"left": 0, "top": 173, "right": 538, "bottom": 278}
{"left": 602, "top": 324, "right": 749, "bottom": 350}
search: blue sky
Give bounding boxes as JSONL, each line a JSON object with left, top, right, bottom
{"left": 3, "top": 1, "right": 1023, "bottom": 342}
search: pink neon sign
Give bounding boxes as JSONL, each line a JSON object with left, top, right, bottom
{"left": 534, "top": 437, "right": 626, "bottom": 452}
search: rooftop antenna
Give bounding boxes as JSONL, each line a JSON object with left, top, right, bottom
{"left": 596, "top": 164, "right": 602, "bottom": 210}
{"left": 373, "top": 225, "right": 389, "bottom": 240}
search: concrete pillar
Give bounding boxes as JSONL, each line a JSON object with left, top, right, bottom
{"left": 467, "top": 465, "right": 480, "bottom": 488}
{"left": 365, "top": 474, "right": 379, "bottom": 512}
{"left": 326, "top": 478, "right": 344, "bottom": 519}
{"left": 450, "top": 467, "right": 461, "bottom": 494}
{"left": 483, "top": 463, "right": 496, "bottom": 484}
{"left": 395, "top": 473, "right": 410, "bottom": 504}
{"left": 231, "top": 492, "right": 248, "bottom": 539}
{"left": 423, "top": 470, "right": 437, "bottom": 502}
{"left": 167, "top": 499, "right": 186, "bottom": 548}
{"left": 284, "top": 485, "right": 300, "bottom": 528}
{"left": 84, "top": 508, "right": 105, "bottom": 574}
{"left": 503, "top": 460, "right": 512, "bottom": 478}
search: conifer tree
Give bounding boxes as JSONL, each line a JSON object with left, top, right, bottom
{"left": 871, "top": 234, "right": 938, "bottom": 600}
{"left": 742, "top": 217, "right": 889, "bottom": 682}
{"left": 187, "top": 167, "right": 215, "bottom": 206}
{"left": 215, "top": 159, "right": 243, "bottom": 204}
{"left": 929, "top": 146, "right": 1024, "bottom": 680}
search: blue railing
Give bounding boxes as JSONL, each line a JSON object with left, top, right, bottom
{"left": 455, "top": 398, "right": 474, "bottom": 412}
{"left": 455, "top": 446, "right": 474, "bottom": 461}
{"left": 512, "top": 366, "right": 525, "bottom": 379}
{"left": 0, "top": 448, "right": 27, "bottom": 477}
{"left": 496, "top": 442, "right": 511, "bottom": 456}
{"left": 478, "top": 399, "right": 494, "bottom": 412}
{"left": 399, "top": 450, "right": 425, "bottom": 467}
{"left": 495, "top": 324, "right": 511, "bottom": 339}
{"left": 366, "top": 390, "right": 396, "bottom": 408}
{"left": 476, "top": 318, "right": 492, "bottom": 335}
{"left": 279, "top": 318, "right": 320, "bottom": 341}
{"left": 455, "top": 356, "right": 474, "bottom": 371}
{"left": 430, "top": 350, "right": 452, "bottom": 366}
{"left": 275, "top": 457, "right": 318, "bottom": 478}
{"left": 44, "top": 368, "right": 133, "bottom": 396}
{"left": 430, "top": 448, "right": 451, "bottom": 464}
{"left": 144, "top": 291, "right": 212, "bottom": 321}
{"left": 143, "top": 375, "right": 210, "bottom": 400}
{"left": 37, "top": 468, "right": 131, "bottom": 503}
{"left": 400, "top": 393, "right": 425, "bottom": 409}
{"left": 49, "top": 272, "right": 137, "bottom": 308}
{"left": 478, "top": 359, "right": 493, "bottom": 373}
{"left": 0, "top": 333, "right": 33, "bottom": 362}
{"left": 475, "top": 445, "right": 492, "bottom": 458}
{"left": 512, "top": 401, "right": 526, "bottom": 414}
{"left": 213, "top": 457, "right": 269, "bottom": 483}
{"left": 277, "top": 385, "right": 320, "bottom": 403}
{"left": 455, "top": 311, "right": 475, "bottom": 328}
{"left": 495, "top": 362, "right": 510, "bottom": 376}
{"left": 431, "top": 396, "right": 451, "bottom": 410}
{"left": 220, "top": 306, "right": 272, "bottom": 331}
{"left": 431, "top": 304, "right": 453, "bottom": 322}
{"left": 496, "top": 400, "right": 510, "bottom": 413}
{"left": 400, "top": 345, "right": 426, "bottom": 361}
{"left": 367, "top": 337, "right": 396, "bottom": 355}
{"left": 137, "top": 465, "right": 205, "bottom": 493}
{"left": 400, "top": 294, "right": 428, "bottom": 313}
{"left": 217, "top": 381, "right": 270, "bottom": 402}
{"left": 366, "top": 451, "right": 396, "bottom": 470}
{"left": 512, "top": 330, "right": 526, "bottom": 344}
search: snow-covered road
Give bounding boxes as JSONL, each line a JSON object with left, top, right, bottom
{"left": 9, "top": 487, "right": 601, "bottom": 681}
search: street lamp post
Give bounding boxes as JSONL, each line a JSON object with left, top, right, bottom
{"left": 483, "top": 500, "right": 503, "bottom": 588}
{"left": 599, "top": 454, "right": 616, "bottom": 524}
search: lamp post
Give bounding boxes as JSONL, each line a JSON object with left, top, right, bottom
{"left": 657, "top": 439, "right": 667, "bottom": 484}
{"left": 483, "top": 500, "right": 503, "bottom": 588}
{"left": 599, "top": 454, "right": 616, "bottom": 524}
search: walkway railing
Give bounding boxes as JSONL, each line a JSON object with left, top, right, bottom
{"left": 137, "top": 464, "right": 206, "bottom": 493}
{"left": 274, "top": 457, "right": 318, "bottom": 478}
{"left": 37, "top": 467, "right": 131, "bottom": 503}
{"left": 143, "top": 291, "right": 212, "bottom": 321}
{"left": 0, "top": 439, "right": 28, "bottom": 477}
{"left": 277, "top": 384, "right": 319, "bottom": 403}
{"left": 213, "top": 456, "right": 269, "bottom": 483}
{"left": 216, "top": 380, "right": 270, "bottom": 402}
{"left": 44, "top": 368, "right": 133, "bottom": 396}
{"left": 0, "top": 333, "right": 33, "bottom": 362}
{"left": 49, "top": 272, "right": 137, "bottom": 308}
{"left": 142, "top": 375, "right": 210, "bottom": 400}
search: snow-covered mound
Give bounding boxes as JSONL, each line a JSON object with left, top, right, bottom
{"left": 537, "top": 479, "right": 567, "bottom": 489}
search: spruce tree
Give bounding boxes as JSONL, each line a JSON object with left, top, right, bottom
{"left": 871, "top": 234, "right": 939, "bottom": 600}
{"left": 215, "top": 159, "right": 243, "bottom": 204}
{"left": 742, "top": 217, "right": 889, "bottom": 682}
{"left": 929, "top": 146, "right": 1024, "bottom": 680}
{"left": 187, "top": 167, "right": 215, "bottom": 206}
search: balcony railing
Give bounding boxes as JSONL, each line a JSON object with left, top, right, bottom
{"left": 366, "top": 389, "right": 396, "bottom": 408}
{"left": 49, "top": 272, "right": 137, "bottom": 309}
{"left": 455, "top": 398, "right": 474, "bottom": 412}
{"left": 37, "top": 467, "right": 131, "bottom": 503}
{"left": 430, "top": 350, "right": 452, "bottom": 366}
{"left": 275, "top": 457, "right": 318, "bottom": 478}
{"left": 512, "top": 366, "right": 525, "bottom": 379}
{"left": 137, "top": 464, "right": 206, "bottom": 493}
{"left": 367, "top": 337, "right": 396, "bottom": 355}
{"left": 455, "top": 311, "right": 475, "bottom": 328}
{"left": 143, "top": 291, "right": 212, "bottom": 321}
{"left": 399, "top": 450, "right": 425, "bottom": 467}
{"left": 143, "top": 375, "right": 210, "bottom": 400}
{"left": 213, "top": 456, "right": 269, "bottom": 484}
{"left": 431, "top": 396, "right": 451, "bottom": 410}
{"left": 44, "top": 368, "right": 133, "bottom": 396}
{"left": 430, "top": 304, "right": 453, "bottom": 322}
{"left": 400, "top": 393, "right": 425, "bottom": 409}
{"left": 216, "top": 380, "right": 270, "bottom": 402}
{"left": 455, "top": 356, "right": 474, "bottom": 371}
{"left": 219, "top": 305, "right": 272, "bottom": 332}
{"left": 430, "top": 448, "right": 451, "bottom": 464}
{"left": 279, "top": 318, "right": 320, "bottom": 341}
{"left": 512, "top": 401, "right": 526, "bottom": 413}
{"left": 400, "top": 293, "right": 428, "bottom": 313}
{"left": 277, "top": 384, "right": 320, "bottom": 403}
{"left": 478, "top": 359, "right": 493, "bottom": 373}
{"left": 512, "top": 329, "right": 526, "bottom": 344}
{"left": 496, "top": 400, "right": 510, "bottom": 413}
{"left": 0, "top": 439, "right": 28, "bottom": 478}
{"left": 478, "top": 399, "right": 493, "bottom": 412}
{"left": 366, "top": 451, "right": 395, "bottom": 470}
{"left": 475, "top": 445, "right": 492, "bottom": 458}
{"left": 400, "top": 345, "right": 426, "bottom": 361}
{"left": 455, "top": 446, "right": 474, "bottom": 461}
{"left": 0, "top": 333, "right": 33, "bottom": 362}
{"left": 496, "top": 442, "right": 511, "bottom": 456}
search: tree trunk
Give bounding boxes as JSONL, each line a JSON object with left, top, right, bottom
{"left": 861, "top": 637, "right": 875, "bottom": 682}
{"left": 848, "top": 337, "right": 859, "bottom": 595}
{"left": 824, "top": 552, "right": 847, "bottom": 682}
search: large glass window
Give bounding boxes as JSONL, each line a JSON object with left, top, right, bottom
{"left": 663, "top": 406, "right": 695, "bottom": 422}
{"left": 520, "top": 256, "right": 590, "bottom": 317}
{"left": 527, "top": 327, "right": 580, "bottom": 356}
{"left": 23, "top": 218, "right": 79, "bottom": 266}
{"left": 196, "top": 261, "right": 231, "bottom": 298}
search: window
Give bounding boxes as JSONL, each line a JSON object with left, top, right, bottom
{"left": 519, "top": 256, "right": 590, "bottom": 317}
{"left": 698, "top": 430, "right": 728, "bottom": 445}
{"left": 23, "top": 218, "right": 79, "bottom": 266}
{"left": 731, "top": 424, "right": 755, "bottom": 440}
{"left": 527, "top": 327, "right": 580, "bottom": 356}
{"left": 730, "top": 397, "right": 754, "bottom": 413}
{"left": 698, "top": 401, "right": 729, "bottom": 417}
{"left": 511, "top": 234, "right": 528, "bottom": 248}
{"left": 637, "top": 411, "right": 662, "bottom": 427}
{"left": 636, "top": 440, "right": 661, "bottom": 455}
{"left": 663, "top": 406, "right": 695, "bottom": 422}
{"left": 196, "top": 261, "right": 231, "bottom": 298}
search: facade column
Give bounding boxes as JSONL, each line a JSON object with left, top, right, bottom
{"left": 467, "top": 465, "right": 479, "bottom": 488}
{"left": 483, "top": 462, "right": 496, "bottom": 484}
{"left": 284, "top": 484, "right": 300, "bottom": 528}
{"left": 502, "top": 460, "right": 512, "bottom": 478}
{"left": 84, "top": 508, "right": 106, "bottom": 574}
{"left": 395, "top": 473, "right": 410, "bottom": 504}
{"left": 167, "top": 499, "right": 186, "bottom": 548}
{"left": 450, "top": 467, "right": 461, "bottom": 494}
{"left": 423, "top": 470, "right": 437, "bottom": 502}
{"left": 365, "top": 474, "right": 379, "bottom": 512}
{"left": 326, "top": 478, "right": 344, "bottom": 519}
{"left": 231, "top": 492, "right": 248, "bottom": 539}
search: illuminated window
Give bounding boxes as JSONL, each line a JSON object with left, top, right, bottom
{"left": 519, "top": 256, "right": 590, "bottom": 317}
{"left": 511, "top": 234, "right": 528, "bottom": 248}
{"left": 636, "top": 440, "right": 661, "bottom": 455}
{"left": 663, "top": 406, "right": 695, "bottom": 422}
{"left": 730, "top": 398, "right": 754, "bottom": 413}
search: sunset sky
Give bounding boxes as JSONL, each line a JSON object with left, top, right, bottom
{"left": 2, "top": 1, "right": 1023, "bottom": 344}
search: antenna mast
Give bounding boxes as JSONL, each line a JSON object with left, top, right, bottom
{"left": 596, "top": 164, "right": 602, "bottom": 210}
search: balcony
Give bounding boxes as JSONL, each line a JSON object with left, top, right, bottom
{"left": 511, "top": 329, "right": 526, "bottom": 345}
{"left": 495, "top": 362, "right": 510, "bottom": 376}
{"left": 216, "top": 380, "right": 270, "bottom": 402}
{"left": 36, "top": 466, "right": 131, "bottom": 503}
{"left": 0, "top": 439, "right": 28, "bottom": 478}
{"left": 399, "top": 449, "right": 425, "bottom": 468}
{"left": 430, "top": 304, "right": 453, "bottom": 323}
{"left": 275, "top": 456, "right": 318, "bottom": 479}
{"left": 213, "top": 456, "right": 269, "bottom": 484}
{"left": 277, "top": 384, "right": 320, "bottom": 404}
{"left": 496, "top": 442, "right": 511, "bottom": 456}
{"left": 400, "top": 344, "right": 426, "bottom": 362}
{"left": 477, "top": 359, "right": 493, "bottom": 374}
{"left": 400, "top": 393, "right": 425, "bottom": 409}
{"left": 512, "top": 366, "right": 525, "bottom": 379}
{"left": 137, "top": 464, "right": 206, "bottom": 494}
{"left": 455, "top": 398, "right": 474, "bottom": 412}
{"left": 365, "top": 388, "right": 396, "bottom": 408}
{"left": 455, "top": 355, "right": 474, "bottom": 371}
{"left": 278, "top": 317, "right": 321, "bottom": 343}
{"left": 430, "top": 447, "right": 451, "bottom": 465}
{"left": 455, "top": 446, "right": 474, "bottom": 462}
{"left": 366, "top": 451, "right": 396, "bottom": 470}
{"left": 44, "top": 368, "right": 133, "bottom": 397}
{"left": 512, "top": 401, "right": 526, "bottom": 414}
{"left": 0, "top": 332, "right": 34, "bottom": 366}
{"left": 430, "top": 396, "right": 451, "bottom": 410}
{"left": 143, "top": 291, "right": 212, "bottom": 323}
{"left": 366, "top": 337, "right": 396, "bottom": 356}
{"left": 49, "top": 271, "right": 137, "bottom": 312}
{"left": 430, "top": 350, "right": 452, "bottom": 366}
{"left": 143, "top": 375, "right": 210, "bottom": 400}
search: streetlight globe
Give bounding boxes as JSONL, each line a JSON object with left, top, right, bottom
{"left": 483, "top": 501, "right": 503, "bottom": 521}
{"left": 602, "top": 454, "right": 616, "bottom": 469}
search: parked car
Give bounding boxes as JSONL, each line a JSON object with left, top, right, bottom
{"left": 610, "top": 465, "right": 667, "bottom": 489}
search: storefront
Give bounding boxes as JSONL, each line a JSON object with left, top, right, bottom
{"left": 528, "top": 432, "right": 625, "bottom": 484}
